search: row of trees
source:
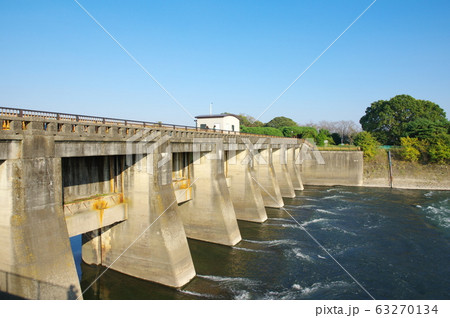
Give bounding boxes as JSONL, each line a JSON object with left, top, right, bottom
{"left": 238, "top": 114, "right": 361, "bottom": 146}
{"left": 237, "top": 94, "right": 449, "bottom": 164}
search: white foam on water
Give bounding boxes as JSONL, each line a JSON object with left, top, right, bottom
{"left": 232, "top": 246, "right": 271, "bottom": 253}
{"left": 316, "top": 208, "right": 338, "bottom": 215}
{"left": 264, "top": 222, "right": 301, "bottom": 229}
{"left": 327, "top": 225, "right": 357, "bottom": 236}
{"left": 264, "top": 281, "right": 353, "bottom": 299}
{"left": 243, "top": 239, "right": 298, "bottom": 247}
{"left": 317, "top": 255, "right": 326, "bottom": 259}
{"left": 197, "top": 275, "right": 258, "bottom": 286}
{"left": 234, "top": 290, "right": 251, "bottom": 300}
{"left": 301, "top": 218, "right": 328, "bottom": 227}
{"left": 424, "top": 205, "right": 450, "bottom": 228}
{"left": 416, "top": 198, "right": 450, "bottom": 228}
{"left": 177, "top": 289, "right": 215, "bottom": 299}
{"left": 280, "top": 224, "right": 302, "bottom": 229}
{"left": 263, "top": 289, "right": 296, "bottom": 300}
{"left": 424, "top": 191, "right": 434, "bottom": 197}
{"left": 269, "top": 217, "right": 296, "bottom": 223}
{"left": 289, "top": 248, "right": 314, "bottom": 262}
{"left": 304, "top": 198, "right": 319, "bottom": 202}
{"left": 322, "top": 195, "right": 344, "bottom": 200}
{"left": 296, "top": 281, "right": 352, "bottom": 296}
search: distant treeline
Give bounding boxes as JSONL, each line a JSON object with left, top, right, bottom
{"left": 235, "top": 114, "right": 360, "bottom": 147}
{"left": 233, "top": 94, "right": 450, "bottom": 164}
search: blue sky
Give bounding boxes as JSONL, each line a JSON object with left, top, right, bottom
{"left": 1, "top": 0, "right": 449, "bottom": 127}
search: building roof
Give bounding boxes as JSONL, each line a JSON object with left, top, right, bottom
{"left": 195, "top": 114, "right": 240, "bottom": 120}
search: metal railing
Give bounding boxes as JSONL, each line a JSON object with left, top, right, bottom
{"left": 0, "top": 106, "right": 297, "bottom": 139}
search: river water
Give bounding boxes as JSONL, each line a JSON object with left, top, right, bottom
{"left": 71, "top": 186, "right": 450, "bottom": 300}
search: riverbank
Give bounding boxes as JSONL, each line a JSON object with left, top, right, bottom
{"left": 363, "top": 150, "right": 450, "bottom": 190}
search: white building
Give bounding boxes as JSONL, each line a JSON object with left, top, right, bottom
{"left": 195, "top": 114, "right": 240, "bottom": 132}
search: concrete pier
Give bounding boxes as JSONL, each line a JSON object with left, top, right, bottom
{"left": 287, "top": 146, "right": 304, "bottom": 190}
{"left": 272, "top": 147, "right": 296, "bottom": 198}
{"left": 0, "top": 132, "right": 81, "bottom": 299}
{"left": 253, "top": 147, "right": 284, "bottom": 208}
{"left": 226, "top": 149, "right": 267, "bottom": 223}
{"left": 176, "top": 146, "right": 242, "bottom": 246}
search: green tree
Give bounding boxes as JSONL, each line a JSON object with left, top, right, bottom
{"left": 405, "top": 118, "right": 449, "bottom": 141}
{"left": 281, "top": 126, "right": 317, "bottom": 140}
{"left": 235, "top": 113, "right": 264, "bottom": 127}
{"left": 360, "top": 95, "right": 447, "bottom": 145}
{"left": 316, "top": 129, "right": 335, "bottom": 146}
{"left": 331, "top": 133, "right": 341, "bottom": 145}
{"left": 354, "top": 131, "right": 379, "bottom": 159}
{"left": 265, "top": 116, "right": 298, "bottom": 129}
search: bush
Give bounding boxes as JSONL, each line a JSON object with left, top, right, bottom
{"left": 240, "top": 126, "right": 284, "bottom": 137}
{"left": 354, "top": 131, "right": 379, "bottom": 159}
{"left": 399, "top": 137, "right": 424, "bottom": 162}
{"left": 428, "top": 136, "right": 450, "bottom": 164}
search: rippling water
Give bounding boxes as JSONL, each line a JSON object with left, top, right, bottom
{"left": 72, "top": 186, "right": 450, "bottom": 300}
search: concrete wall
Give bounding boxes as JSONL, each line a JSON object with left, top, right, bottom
{"left": 300, "top": 151, "right": 363, "bottom": 186}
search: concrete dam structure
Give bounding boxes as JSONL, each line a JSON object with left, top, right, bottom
{"left": 0, "top": 107, "right": 363, "bottom": 299}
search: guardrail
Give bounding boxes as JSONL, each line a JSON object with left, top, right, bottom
{"left": 0, "top": 106, "right": 298, "bottom": 140}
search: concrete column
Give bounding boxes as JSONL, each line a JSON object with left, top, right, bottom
{"left": 254, "top": 147, "right": 284, "bottom": 208}
{"left": 272, "top": 147, "right": 295, "bottom": 198}
{"left": 82, "top": 148, "right": 196, "bottom": 288}
{"left": 226, "top": 149, "right": 267, "bottom": 223}
{"left": 0, "top": 135, "right": 81, "bottom": 300}
{"left": 177, "top": 147, "right": 241, "bottom": 246}
{"left": 287, "top": 146, "right": 304, "bottom": 190}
